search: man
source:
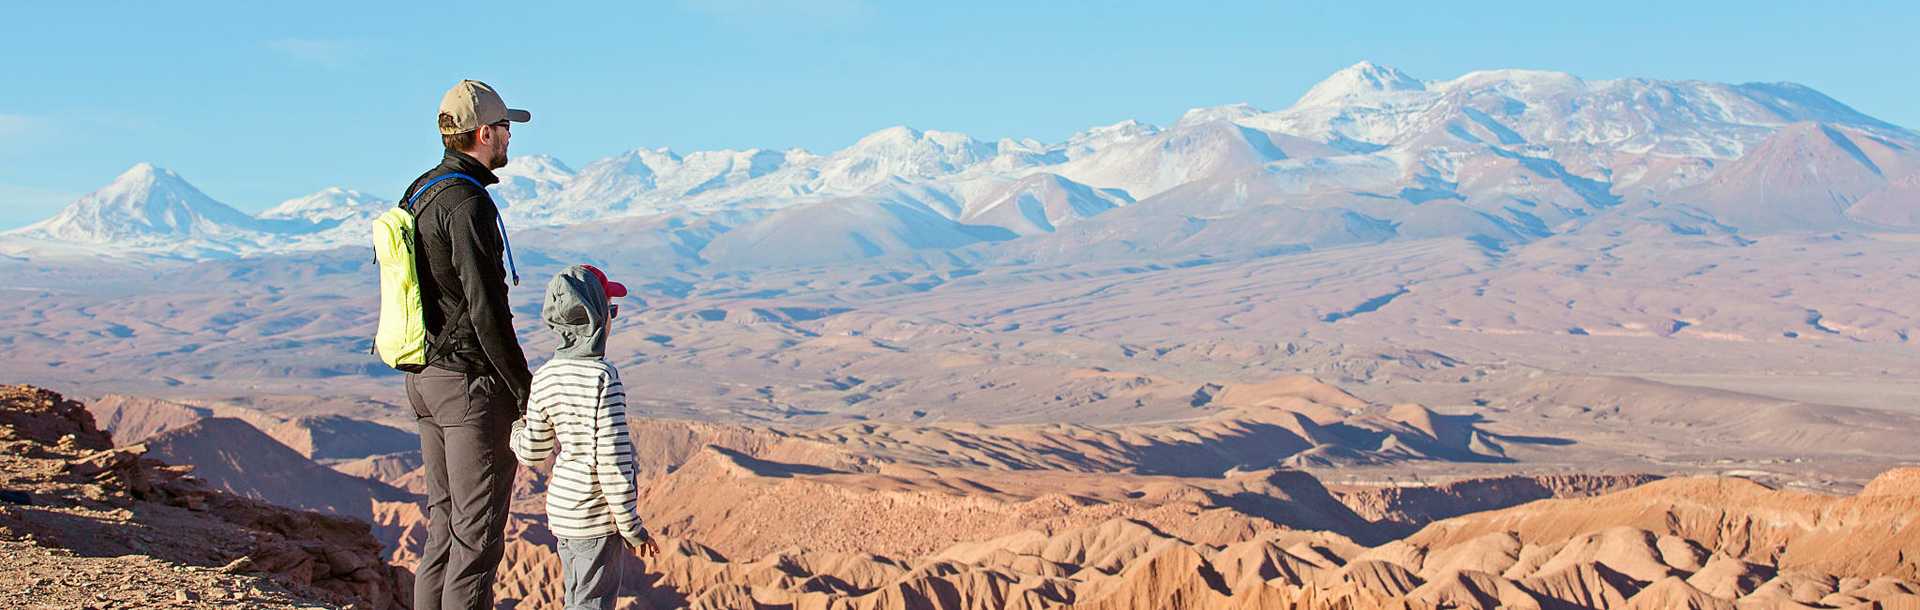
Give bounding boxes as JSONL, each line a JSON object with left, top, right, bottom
{"left": 401, "top": 79, "right": 532, "bottom": 610}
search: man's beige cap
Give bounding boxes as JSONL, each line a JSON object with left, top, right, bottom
{"left": 437, "top": 80, "right": 531, "bottom": 135}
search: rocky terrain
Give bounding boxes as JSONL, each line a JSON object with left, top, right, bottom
{"left": 349, "top": 374, "right": 1889, "bottom": 606}
{"left": 85, "top": 393, "right": 417, "bottom": 461}
{"left": 0, "top": 385, "right": 409, "bottom": 609}
{"left": 77, "top": 394, "right": 416, "bottom": 522}
{"left": 11, "top": 373, "right": 1920, "bottom": 609}
{"left": 619, "top": 464, "right": 1920, "bottom": 609}
{"left": 363, "top": 428, "right": 1920, "bottom": 610}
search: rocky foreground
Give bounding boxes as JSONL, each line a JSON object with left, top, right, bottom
{"left": 0, "top": 385, "right": 408, "bottom": 609}
{"left": 11, "top": 378, "right": 1920, "bottom": 609}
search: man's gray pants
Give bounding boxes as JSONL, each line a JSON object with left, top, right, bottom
{"left": 407, "top": 366, "right": 518, "bottom": 610}
{"left": 557, "top": 535, "right": 626, "bottom": 610}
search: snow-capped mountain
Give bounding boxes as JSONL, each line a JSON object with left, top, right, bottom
{"left": 505, "top": 60, "right": 1911, "bottom": 249}
{"left": 1292, "top": 60, "right": 1426, "bottom": 108}
{"left": 1049, "top": 120, "right": 1335, "bottom": 200}
{"left": 959, "top": 173, "right": 1131, "bottom": 236}
{"left": 506, "top": 126, "right": 1041, "bottom": 227}
{"left": 9, "top": 163, "right": 262, "bottom": 244}
{"left": 259, "top": 188, "right": 397, "bottom": 253}
{"left": 0, "top": 168, "right": 398, "bottom": 259}
{"left": 512, "top": 147, "right": 805, "bottom": 225}
{"left": 1244, "top": 63, "right": 1896, "bottom": 159}
{"left": 817, "top": 126, "right": 1000, "bottom": 191}
{"left": 6, "top": 61, "right": 1917, "bottom": 268}
{"left": 489, "top": 154, "right": 576, "bottom": 210}
{"left": 259, "top": 187, "right": 389, "bottom": 226}
{"left": 1062, "top": 120, "right": 1161, "bottom": 160}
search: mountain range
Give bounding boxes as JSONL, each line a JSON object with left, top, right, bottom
{"left": 3, "top": 61, "right": 1915, "bottom": 268}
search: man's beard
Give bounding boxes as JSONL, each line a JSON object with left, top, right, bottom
{"left": 488, "top": 138, "right": 509, "bottom": 170}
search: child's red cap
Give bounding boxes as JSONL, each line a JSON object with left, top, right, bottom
{"left": 580, "top": 265, "right": 627, "bottom": 298}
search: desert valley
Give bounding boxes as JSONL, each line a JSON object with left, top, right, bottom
{"left": 4, "top": 62, "right": 1920, "bottom": 609}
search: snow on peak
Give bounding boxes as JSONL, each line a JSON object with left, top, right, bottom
{"left": 623, "top": 147, "right": 684, "bottom": 168}
{"left": 489, "top": 155, "right": 578, "bottom": 214}
{"left": 1443, "top": 68, "right": 1584, "bottom": 95}
{"left": 1177, "top": 103, "right": 1266, "bottom": 126}
{"left": 996, "top": 137, "right": 1048, "bottom": 154}
{"left": 855, "top": 125, "right": 926, "bottom": 147}
{"left": 1071, "top": 120, "right": 1159, "bottom": 143}
{"left": 1294, "top": 61, "right": 1426, "bottom": 107}
{"left": 1083, "top": 119, "right": 1159, "bottom": 136}
{"left": 1066, "top": 120, "right": 1162, "bottom": 156}
{"left": 820, "top": 125, "right": 996, "bottom": 188}
{"left": 11, "top": 163, "right": 260, "bottom": 243}
{"left": 119, "top": 162, "right": 165, "bottom": 180}
{"left": 846, "top": 126, "right": 988, "bottom": 152}
{"left": 98, "top": 162, "right": 189, "bottom": 198}
{"left": 837, "top": 124, "right": 990, "bottom": 165}
{"left": 258, "top": 187, "right": 389, "bottom": 223}
{"left": 783, "top": 148, "right": 820, "bottom": 164}
{"left": 497, "top": 154, "right": 576, "bottom": 179}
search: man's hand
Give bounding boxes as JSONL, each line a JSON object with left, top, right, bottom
{"left": 622, "top": 528, "right": 658, "bottom": 559}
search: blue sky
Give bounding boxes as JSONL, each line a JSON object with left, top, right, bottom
{"left": 1, "top": 0, "right": 1913, "bottom": 229}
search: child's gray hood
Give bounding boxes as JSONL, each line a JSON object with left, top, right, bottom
{"left": 542, "top": 265, "right": 609, "bottom": 360}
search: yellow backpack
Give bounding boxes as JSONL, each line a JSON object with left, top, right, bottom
{"left": 372, "top": 173, "right": 487, "bottom": 372}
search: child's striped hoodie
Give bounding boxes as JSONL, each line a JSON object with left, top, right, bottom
{"left": 509, "top": 265, "right": 642, "bottom": 541}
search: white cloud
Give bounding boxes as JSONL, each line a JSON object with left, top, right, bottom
{"left": 266, "top": 38, "right": 365, "bottom": 70}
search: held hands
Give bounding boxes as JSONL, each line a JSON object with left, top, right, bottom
{"left": 508, "top": 418, "right": 527, "bottom": 460}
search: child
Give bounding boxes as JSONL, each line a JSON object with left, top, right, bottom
{"left": 511, "top": 264, "right": 656, "bottom": 610}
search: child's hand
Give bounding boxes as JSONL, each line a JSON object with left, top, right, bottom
{"left": 623, "top": 528, "right": 658, "bottom": 559}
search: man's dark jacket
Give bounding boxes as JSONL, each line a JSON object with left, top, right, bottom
{"left": 400, "top": 150, "right": 532, "bottom": 410}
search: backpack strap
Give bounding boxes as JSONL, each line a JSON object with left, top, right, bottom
{"left": 405, "top": 173, "right": 520, "bottom": 286}
{"left": 404, "top": 172, "right": 482, "bottom": 213}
